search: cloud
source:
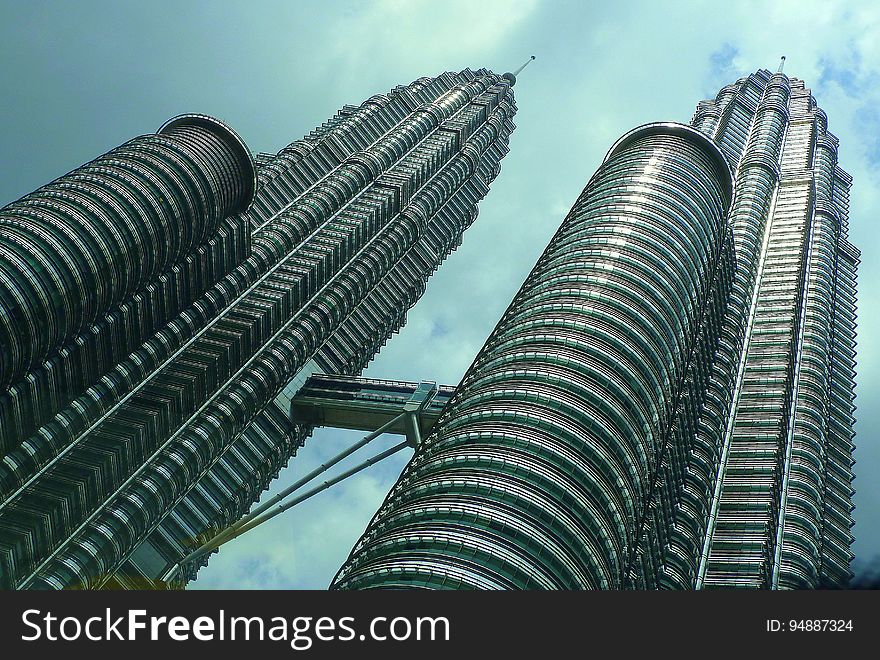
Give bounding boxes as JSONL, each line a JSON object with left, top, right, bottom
{"left": 320, "top": 0, "right": 539, "bottom": 98}
{"left": 709, "top": 43, "right": 741, "bottom": 79}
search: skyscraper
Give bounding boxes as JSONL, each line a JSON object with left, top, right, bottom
{"left": 0, "top": 67, "right": 518, "bottom": 589}
{"left": 332, "top": 68, "right": 858, "bottom": 590}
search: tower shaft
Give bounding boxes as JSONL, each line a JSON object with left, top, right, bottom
{"left": 0, "top": 68, "right": 518, "bottom": 589}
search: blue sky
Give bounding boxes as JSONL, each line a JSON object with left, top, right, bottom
{"left": 1, "top": 0, "right": 878, "bottom": 588}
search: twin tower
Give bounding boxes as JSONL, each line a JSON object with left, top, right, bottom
{"left": 0, "top": 65, "right": 858, "bottom": 590}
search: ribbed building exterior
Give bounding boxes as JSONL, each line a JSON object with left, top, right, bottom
{"left": 693, "top": 71, "right": 858, "bottom": 590}
{"left": 332, "top": 69, "right": 858, "bottom": 590}
{"left": 0, "top": 67, "right": 517, "bottom": 589}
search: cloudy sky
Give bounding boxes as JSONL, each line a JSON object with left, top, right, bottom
{"left": 1, "top": 0, "right": 878, "bottom": 588}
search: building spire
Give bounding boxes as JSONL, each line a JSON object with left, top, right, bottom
{"left": 502, "top": 55, "right": 536, "bottom": 87}
{"left": 777, "top": 55, "right": 786, "bottom": 73}
{"left": 513, "top": 55, "right": 536, "bottom": 76}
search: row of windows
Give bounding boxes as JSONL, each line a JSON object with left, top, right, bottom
{"left": 0, "top": 214, "right": 251, "bottom": 458}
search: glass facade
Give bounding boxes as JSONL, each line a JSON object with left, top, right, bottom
{"left": 333, "top": 123, "right": 736, "bottom": 589}
{"left": 333, "top": 71, "right": 859, "bottom": 590}
{"left": 694, "top": 72, "right": 859, "bottom": 589}
{"left": 0, "top": 68, "right": 517, "bottom": 589}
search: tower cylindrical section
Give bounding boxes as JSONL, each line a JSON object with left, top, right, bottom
{"left": 332, "top": 122, "right": 733, "bottom": 589}
{"left": 0, "top": 114, "right": 255, "bottom": 387}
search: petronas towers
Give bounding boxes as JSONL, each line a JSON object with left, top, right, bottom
{"left": 0, "top": 65, "right": 858, "bottom": 590}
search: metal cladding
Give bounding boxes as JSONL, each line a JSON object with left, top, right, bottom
{"left": 0, "top": 116, "right": 256, "bottom": 389}
{"left": 334, "top": 70, "right": 859, "bottom": 591}
{"left": 693, "top": 71, "right": 859, "bottom": 589}
{"left": 332, "top": 122, "right": 735, "bottom": 589}
{"left": 0, "top": 68, "right": 517, "bottom": 588}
